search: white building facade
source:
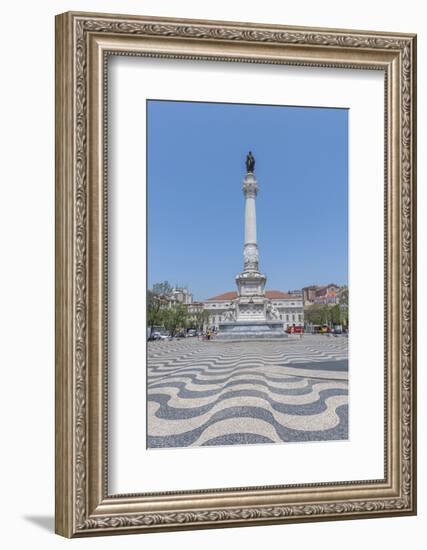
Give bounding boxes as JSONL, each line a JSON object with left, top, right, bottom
{"left": 203, "top": 290, "right": 304, "bottom": 330}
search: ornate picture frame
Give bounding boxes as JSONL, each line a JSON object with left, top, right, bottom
{"left": 55, "top": 11, "right": 417, "bottom": 537}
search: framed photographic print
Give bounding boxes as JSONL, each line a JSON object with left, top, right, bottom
{"left": 55, "top": 11, "right": 417, "bottom": 537}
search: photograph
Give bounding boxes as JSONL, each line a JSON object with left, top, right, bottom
{"left": 146, "top": 99, "right": 349, "bottom": 449}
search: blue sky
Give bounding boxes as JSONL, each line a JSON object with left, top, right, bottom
{"left": 147, "top": 100, "right": 348, "bottom": 301}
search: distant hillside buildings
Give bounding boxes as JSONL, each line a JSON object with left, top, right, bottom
{"left": 167, "top": 287, "right": 193, "bottom": 306}
{"left": 302, "top": 284, "right": 346, "bottom": 306}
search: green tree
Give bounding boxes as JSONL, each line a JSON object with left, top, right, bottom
{"left": 147, "top": 281, "right": 173, "bottom": 334}
{"left": 147, "top": 291, "right": 164, "bottom": 333}
{"left": 192, "top": 309, "right": 210, "bottom": 332}
{"left": 305, "top": 304, "right": 340, "bottom": 326}
{"left": 330, "top": 304, "right": 341, "bottom": 325}
{"left": 163, "top": 304, "right": 188, "bottom": 337}
{"left": 305, "top": 297, "right": 349, "bottom": 328}
{"left": 321, "top": 306, "right": 330, "bottom": 325}
{"left": 338, "top": 286, "right": 349, "bottom": 327}
{"left": 339, "top": 286, "right": 348, "bottom": 308}
{"left": 152, "top": 281, "right": 173, "bottom": 297}
{"left": 305, "top": 304, "right": 326, "bottom": 325}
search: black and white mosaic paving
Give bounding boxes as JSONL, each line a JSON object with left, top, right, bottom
{"left": 147, "top": 335, "right": 348, "bottom": 449}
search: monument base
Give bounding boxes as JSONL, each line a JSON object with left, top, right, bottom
{"left": 215, "top": 320, "right": 288, "bottom": 341}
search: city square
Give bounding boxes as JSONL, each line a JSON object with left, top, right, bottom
{"left": 147, "top": 104, "right": 349, "bottom": 450}
{"left": 147, "top": 335, "right": 348, "bottom": 448}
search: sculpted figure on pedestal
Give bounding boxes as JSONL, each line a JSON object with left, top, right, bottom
{"left": 223, "top": 309, "right": 236, "bottom": 322}
{"left": 266, "top": 302, "right": 281, "bottom": 320}
{"left": 246, "top": 151, "right": 255, "bottom": 173}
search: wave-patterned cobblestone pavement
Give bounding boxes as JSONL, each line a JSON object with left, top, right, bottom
{"left": 147, "top": 336, "right": 348, "bottom": 448}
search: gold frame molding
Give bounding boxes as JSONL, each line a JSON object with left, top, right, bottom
{"left": 55, "top": 11, "right": 417, "bottom": 537}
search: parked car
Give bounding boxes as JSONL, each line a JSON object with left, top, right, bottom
{"left": 148, "top": 330, "right": 170, "bottom": 341}
{"left": 312, "top": 325, "right": 332, "bottom": 334}
{"left": 187, "top": 329, "right": 197, "bottom": 337}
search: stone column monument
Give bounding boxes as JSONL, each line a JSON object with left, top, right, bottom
{"left": 216, "top": 152, "right": 287, "bottom": 340}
